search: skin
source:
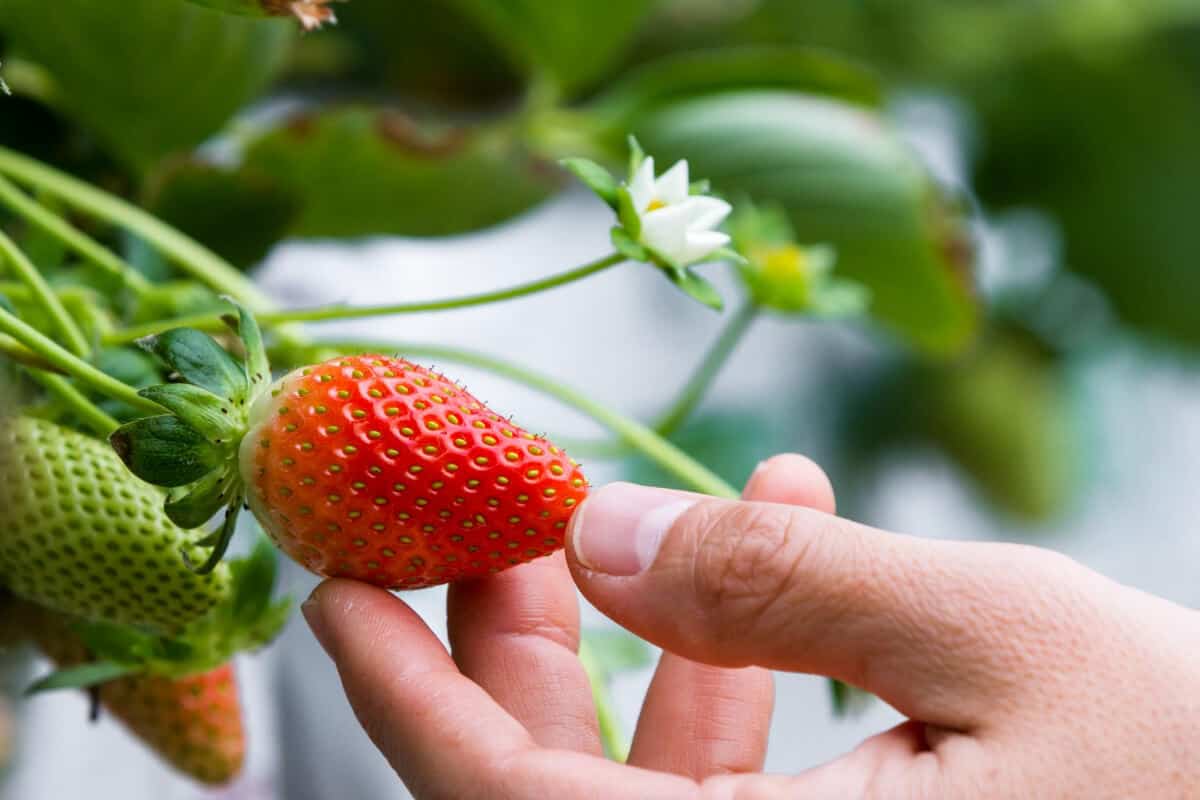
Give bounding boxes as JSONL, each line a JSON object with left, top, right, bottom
{"left": 302, "top": 454, "right": 1200, "bottom": 799}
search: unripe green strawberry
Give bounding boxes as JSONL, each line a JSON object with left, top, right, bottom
{"left": 0, "top": 416, "right": 233, "bottom": 634}
{"left": 13, "top": 600, "right": 245, "bottom": 785}
{"left": 241, "top": 354, "right": 589, "bottom": 588}
{"left": 111, "top": 306, "right": 589, "bottom": 587}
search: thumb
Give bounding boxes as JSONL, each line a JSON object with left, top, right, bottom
{"left": 566, "top": 479, "right": 1025, "bottom": 728}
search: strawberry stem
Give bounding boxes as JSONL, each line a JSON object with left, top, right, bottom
{"left": 26, "top": 371, "right": 119, "bottom": 437}
{"left": 655, "top": 299, "right": 759, "bottom": 438}
{"left": 566, "top": 300, "right": 761, "bottom": 458}
{"left": 0, "top": 147, "right": 270, "bottom": 311}
{"left": 0, "top": 228, "right": 92, "bottom": 359}
{"left": 0, "top": 306, "right": 161, "bottom": 415}
{"left": 0, "top": 174, "right": 153, "bottom": 297}
{"left": 102, "top": 253, "right": 628, "bottom": 345}
{"left": 271, "top": 339, "right": 740, "bottom": 499}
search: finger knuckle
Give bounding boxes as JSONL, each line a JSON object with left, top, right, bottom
{"left": 690, "top": 504, "right": 824, "bottom": 649}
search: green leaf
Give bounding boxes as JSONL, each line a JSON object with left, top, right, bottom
{"left": 610, "top": 226, "right": 649, "bottom": 262}
{"left": 110, "top": 415, "right": 221, "bottom": 488}
{"left": 830, "top": 680, "right": 874, "bottom": 717}
{"left": 591, "top": 46, "right": 883, "bottom": 125}
{"left": 141, "top": 327, "right": 248, "bottom": 401}
{"left": 25, "top": 661, "right": 137, "bottom": 694}
{"left": 445, "top": 0, "right": 656, "bottom": 93}
{"left": 631, "top": 91, "right": 980, "bottom": 357}
{"left": 138, "top": 384, "right": 239, "bottom": 444}
{"left": 560, "top": 158, "right": 619, "bottom": 207}
{"left": 143, "top": 160, "right": 299, "bottom": 269}
{"left": 71, "top": 619, "right": 160, "bottom": 663}
{"left": 668, "top": 268, "right": 725, "bottom": 311}
{"left": 0, "top": 0, "right": 293, "bottom": 168}
{"left": 230, "top": 536, "right": 279, "bottom": 629}
{"left": 240, "top": 108, "right": 558, "bottom": 238}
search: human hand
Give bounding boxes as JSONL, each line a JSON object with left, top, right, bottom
{"left": 302, "top": 455, "right": 1200, "bottom": 799}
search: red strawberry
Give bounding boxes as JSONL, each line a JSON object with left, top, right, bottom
{"left": 111, "top": 307, "right": 589, "bottom": 587}
{"left": 13, "top": 600, "right": 245, "bottom": 785}
{"left": 240, "top": 354, "right": 589, "bottom": 588}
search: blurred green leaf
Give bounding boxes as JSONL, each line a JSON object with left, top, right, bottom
{"left": 630, "top": 91, "right": 979, "bottom": 356}
{"left": 971, "top": 27, "right": 1200, "bottom": 349}
{"left": 591, "top": 46, "right": 883, "bottom": 125}
{"left": 580, "top": 629, "right": 654, "bottom": 675}
{"left": 922, "top": 330, "right": 1079, "bottom": 522}
{"left": 0, "top": 0, "right": 293, "bottom": 169}
{"left": 627, "top": 412, "right": 778, "bottom": 491}
{"left": 445, "top": 0, "right": 657, "bottom": 94}
{"left": 144, "top": 160, "right": 299, "bottom": 268}
{"left": 241, "top": 108, "right": 560, "bottom": 237}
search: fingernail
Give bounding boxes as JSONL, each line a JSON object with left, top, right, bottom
{"left": 301, "top": 591, "right": 332, "bottom": 656}
{"left": 569, "top": 483, "right": 696, "bottom": 576}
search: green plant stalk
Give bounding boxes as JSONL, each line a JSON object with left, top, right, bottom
{"left": 25, "top": 371, "right": 119, "bottom": 437}
{"left": 0, "top": 146, "right": 269, "bottom": 311}
{"left": 273, "top": 339, "right": 739, "bottom": 499}
{"left": 656, "top": 301, "right": 759, "bottom": 438}
{"left": 0, "top": 334, "right": 59, "bottom": 371}
{"left": 562, "top": 302, "right": 760, "bottom": 459}
{"left": 104, "top": 253, "right": 627, "bottom": 345}
{"left": 0, "top": 307, "right": 159, "bottom": 415}
{"left": 0, "top": 229, "right": 92, "bottom": 359}
{"left": 578, "top": 637, "right": 629, "bottom": 762}
{"left": 0, "top": 174, "right": 153, "bottom": 296}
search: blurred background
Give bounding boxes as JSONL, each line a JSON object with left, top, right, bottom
{"left": 2, "top": 0, "right": 1199, "bottom": 797}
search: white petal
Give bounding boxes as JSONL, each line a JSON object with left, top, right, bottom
{"left": 679, "top": 195, "right": 732, "bottom": 231}
{"left": 679, "top": 230, "right": 731, "bottom": 265}
{"left": 629, "top": 157, "right": 657, "bottom": 213}
{"left": 640, "top": 204, "right": 692, "bottom": 264}
{"left": 656, "top": 160, "right": 690, "bottom": 205}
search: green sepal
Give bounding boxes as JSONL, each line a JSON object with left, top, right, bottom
{"left": 220, "top": 299, "right": 270, "bottom": 393}
{"left": 712, "top": 247, "right": 748, "bottom": 267}
{"left": 165, "top": 467, "right": 236, "bottom": 528}
{"left": 668, "top": 268, "right": 725, "bottom": 311}
{"left": 139, "top": 327, "right": 248, "bottom": 401}
{"left": 110, "top": 415, "right": 222, "bottom": 487}
{"left": 138, "top": 383, "right": 239, "bottom": 444}
{"left": 182, "top": 496, "right": 242, "bottom": 575}
{"left": 615, "top": 186, "right": 642, "bottom": 240}
{"left": 610, "top": 226, "right": 650, "bottom": 262}
{"left": 25, "top": 661, "right": 138, "bottom": 695}
{"left": 560, "top": 158, "right": 619, "bottom": 208}
{"left": 626, "top": 134, "right": 646, "bottom": 179}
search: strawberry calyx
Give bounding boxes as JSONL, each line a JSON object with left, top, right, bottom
{"left": 26, "top": 537, "right": 289, "bottom": 694}
{"left": 110, "top": 301, "right": 271, "bottom": 574}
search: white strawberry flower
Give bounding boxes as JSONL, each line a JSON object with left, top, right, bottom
{"left": 626, "top": 157, "right": 732, "bottom": 269}
{"left": 561, "top": 138, "right": 739, "bottom": 309}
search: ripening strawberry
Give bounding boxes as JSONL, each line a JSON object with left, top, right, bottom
{"left": 12, "top": 600, "right": 245, "bottom": 785}
{"left": 0, "top": 416, "right": 234, "bottom": 634}
{"left": 111, "top": 306, "right": 589, "bottom": 587}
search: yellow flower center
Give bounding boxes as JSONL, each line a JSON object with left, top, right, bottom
{"left": 754, "top": 244, "right": 809, "bottom": 284}
{"left": 646, "top": 198, "right": 668, "bottom": 212}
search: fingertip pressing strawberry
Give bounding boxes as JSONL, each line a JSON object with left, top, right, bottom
{"left": 112, "top": 303, "right": 590, "bottom": 588}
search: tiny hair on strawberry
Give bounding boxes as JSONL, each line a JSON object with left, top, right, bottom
{"left": 111, "top": 302, "right": 590, "bottom": 588}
